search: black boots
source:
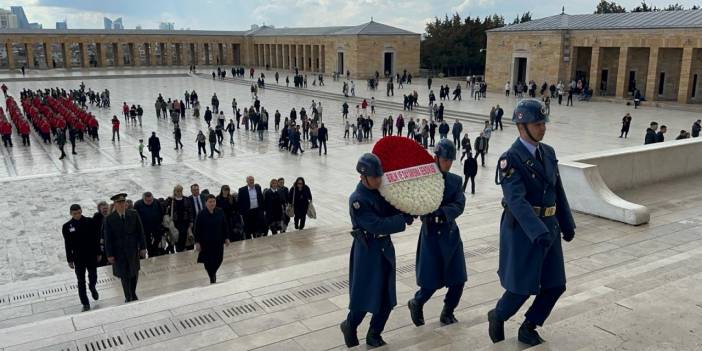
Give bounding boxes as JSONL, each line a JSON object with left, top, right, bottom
{"left": 518, "top": 319, "right": 545, "bottom": 346}
{"left": 365, "top": 329, "right": 387, "bottom": 348}
{"left": 439, "top": 305, "right": 458, "bottom": 325}
{"left": 487, "top": 309, "right": 505, "bottom": 343}
{"left": 340, "top": 321, "right": 359, "bottom": 348}
{"left": 408, "top": 299, "right": 425, "bottom": 326}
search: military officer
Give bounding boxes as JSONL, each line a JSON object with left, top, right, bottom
{"left": 340, "top": 153, "right": 414, "bottom": 348}
{"left": 408, "top": 139, "right": 467, "bottom": 326}
{"left": 488, "top": 99, "right": 576, "bottom": 346}
{"left": 103, "top": 193, "right": 147, "bottom": 303}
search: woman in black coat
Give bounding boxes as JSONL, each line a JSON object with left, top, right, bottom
{"left": 264, "top": 179, "right": 284, "bottom": 235}
{"left": 194, "top": 195, "right": 230, "bottom": 284}
{"left": 216, "top": 185, "right": 243, "bottom": 241}
{"left": 289, "top": 177, "right": 312, "bottom": 230}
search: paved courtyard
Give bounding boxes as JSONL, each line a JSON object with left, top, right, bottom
{"left": 0, "top": 68, "right": 701, "bottom": 350}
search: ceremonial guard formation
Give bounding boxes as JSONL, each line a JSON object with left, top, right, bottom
{"left": 488, "top": 99, "right": 576, "bottom": 346}
{"left": 408, "top": 138, "right": 467, "bottom": 326}
{"left": 340, "top": 153, "right": 414, "bottom": 348}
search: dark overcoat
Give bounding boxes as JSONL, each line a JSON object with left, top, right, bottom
{"left": 194, "top": 208, "right": 229, "bottom": 266}
{"left": 496, "top": 139, "right": 576, "bottom": 295}
{"left": 416, "top": 172, "right": 467, "bottom": 290}
{"left": 104, "top": 210, "right": 146, "bottom": 278}
{"left": 348, "top": 182, "right": 406, "bottom": 314}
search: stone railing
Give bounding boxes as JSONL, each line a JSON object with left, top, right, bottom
{"left": 559, "top": 138, "right": 702, "bottom": 225}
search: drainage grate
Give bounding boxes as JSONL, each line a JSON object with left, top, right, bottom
{"left": 76, "top": 332, "right": 130, "bottom": 351}
{"left": 96, "top": 277, "right": 118, "bottom": 286}
{"left": 10, "top": 290, "right": 38, "bottom": 303}
{"left": 396, "top": 263, "right": 416, "bottom": 275}
{"left": 125, "top": 320, "right": 179, "bottom": 348}
{"left": 217, "top": 300, "right": 264, "bottom": 323}
{"left": 254, "top": 292, "right": 301, "bottom": 312}
{"left": 171, "top": 309, "right": 224, "bottom": 335}
{"left": 293, "top": 284, "right": 338, "bottom": 302}
{"left": 465, "top": 245, "right": 498, "bottom": 258}
{"left": 34, "top": 341, "right": 78, "bottom": 351}
{"left": 40, "top": 285, "right": 66, "bottom": 297}
{"left": 327, "top": 279, "right": 350, "bottom": 291}
{"left": 0, "top": 295, "right": 8, "bottom": 305}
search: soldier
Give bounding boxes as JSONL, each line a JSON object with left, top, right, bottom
{"left": 488, "top": 99, "right": 576, "bottom": 346}
{"left": 408, "top": 139, "right": 467, "bottom": 327}
{"left": 340, "top": 153, "right": 414, "bottom": 348}
{"left": 103, "top": 193, "right": 147, "bottom": 303}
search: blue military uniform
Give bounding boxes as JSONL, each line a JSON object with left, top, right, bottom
{"left": 341, "top": 153, "right": 410, "bottom": 348}
{"left": 409, "top": 139, "right": 467, "bottom": 326}
{"left": 488, "top": 99, "right": 576, "bottom": 346}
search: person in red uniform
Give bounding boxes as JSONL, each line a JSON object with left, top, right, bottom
{"left": 111, "top": 116, "right": 120, "bottom": 141}
{"left": 19, "top": 121, "right": 30, "bottom": 146}
{"left": 0, "top": 120, "right": 12, "bottom": 147}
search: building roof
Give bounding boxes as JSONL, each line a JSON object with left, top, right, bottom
{"left": 0, "top": 21, "right": 417, "bottom": 37}
{"left": 490, "top": 9, "right": 702, "bottom": 32}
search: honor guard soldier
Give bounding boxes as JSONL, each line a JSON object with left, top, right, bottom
{"left": 408, "top": 139, "right": 467, "bottom": 326}
{"left": 340, "top": 153, "right": 414, "bottom": 348}
{"left": 488, "top": 99, "right": 576, "bottom": 346}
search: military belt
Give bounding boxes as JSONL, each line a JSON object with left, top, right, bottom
{"left": 533, "top": 206, "right": 557, "bottom": 217}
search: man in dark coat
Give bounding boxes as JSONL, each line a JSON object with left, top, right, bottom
{"left": 62, "top": 204, "right": 102, "bottom": 311}
{"left": 194, "top": 194, "right": 230, "bottom": 284}
{"left": 92, "top": 201, "right": 110, "bottom": 267}
{"left": 133, "top": 192, "right": 164, "bottom": 257}
{"left": 656, "top": 125, "right": 667, "bottom": 143}
{"left": 463, "top": 151, "right": 478, "bottom": 194}
{"left": 494, "top": 104, "right": 504, "bottom": 131}
{"left": 644, "top": 121, "right": 658, "bottom": 144}
{"left": 148, "top": 132, "right": 162, "bottom": 166}
{"left": 317, "top": 123, "right": 328, "bottom": 155}
{"left": 104, "top": 193, "right": 147, "bottom": 303}
{"left": 489, "top": 99, "right": 576, "bottom": 346}
{"left": 238, "top": 176, "right": 266, "bottom": 238}
{"left": 451, "top": 120, "right": 463, "bottom": 146}
{"left": 692, "top": 119, "right": 701, "bottom": 138}
{"left": 340, "top": 153, "right": 413, "bottom": 348}
{"left": 408, "top": 139, "right": 467, "bottom": 327}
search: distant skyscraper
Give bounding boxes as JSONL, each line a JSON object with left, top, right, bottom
{"left": 55, "top": 20, "right": 67, "bottom": 30}
{"left": 159, "top": 22, "right": 175, "bottom": 30}
{"left": 0, "top": 9, "right": 18, "bottom": 29}
{"left": 103, "top": 17, "right": 112, "bottom": 30}
{"left": 113, "top": 17, "right": 123, "bottom": 30}
{"left": 10, "top": 6, "right": 28, "bottom": 28}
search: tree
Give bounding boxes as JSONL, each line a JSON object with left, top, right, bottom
{"left": 631, "top": 1, "right": 658, "bottom": 12}
{"left": 512, "top": 12, "right": 532, "bottom": 24}
{"left": 595, "top": 0, "right": 627, "bottom": 14}
{"left": 663, "top": 3, "right": 685, "bottom": 10}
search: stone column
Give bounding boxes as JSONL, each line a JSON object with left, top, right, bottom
{"left": 25, "top": 43, "right": 34, "bottom": 68}
{"left": 131, "top": 43, "right": 139, "bottom": 66}
{"left": 615, "top": 47, "right": 629, "bottom": 98}
{"left": 5, "top": 42, "right": 15, "bottom": 69}
{"left": 61, "top": 42, "right": 70, "bottom": 68}
{"left": 644, "top": 47, "right": 659, "bottom": 101}
{"left": 677, "top": 47, "right": 694, "bottom": 104}
{"left": 43, "top": 42, "right": 51, "bottom": 68}
{"left": 164, "top": 43, "right": 172, "bottom": 66}
{"left": 301, "top": 44, "right": 307, "bottom": 71}
{"left": 296, "top": 44, "right": 302, "bottom": 70}
{"left": 312, "top": 45, "right": 319, "bottom": 72}
{"left": 115, "top": 43, "right": 124, "bottom": 66}
{"left": 271, "top": 44, "right": 276, "bottom": 68}
{"left": 588, "top": 46, "right": 601, "bottom": 96}
{"left": 321, "top": 45, "right": 325, "bottom": 73}
{"left": 78, "top": 42, "right": 88, "bottom": 67}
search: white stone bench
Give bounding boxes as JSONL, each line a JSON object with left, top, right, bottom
{"left": 559, "top": 138, "right": 702, "bottom": 225}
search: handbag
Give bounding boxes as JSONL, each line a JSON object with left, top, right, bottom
{"left": 186, "top": 226, "right": 195, "bottom": 247}
{"left": 286, "top": 188, "right": 296, "bottom": 218}
{"left": 306, "top": 200, "right": 316, "bottom": 219}
{"left": 162, "top": 199, "right": 179, "bottom": 243}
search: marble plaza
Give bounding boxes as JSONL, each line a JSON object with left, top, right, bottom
{"left": 0, "top": 68, "right": 702, "bottom": 350}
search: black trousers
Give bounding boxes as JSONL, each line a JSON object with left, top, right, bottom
{"left": 204, "top": 260, "right": 221, "bottom": 283}
{"left": 476, "top": 151, "right": 485, "bottom": 166}
{"left": 462, "top": 175, "right": 475, "bottom": 194}
{"left": 21, "top": 134, "right": 29, "bottom": 146}
{"left": 174, "top": 221, "right": 190, "bottom": 252}
{"left": 494, "top": 286, "right": 566, "bottom": 326}
{"left": 120, "top": 275, "right": 139, "bottom": 302}
{"left": 294, "top": 215, "right": 306, "bottom": 230}
{"left": 318, "top": 140, "right": 327, "bottom": 154}
{"left": 198, "top": 142, "right": 207, "bottom": 155}
{"left": 414, "top": 283, "right": 464, "bottom": 311}
{"left": 243, "top": 208, "right": 263, "bottom": 238}
{"left": 75, "top": 263, "right": 98, "bottom": 306}
{"left": 151, "top": 151, "right": 161, "bottom": 165}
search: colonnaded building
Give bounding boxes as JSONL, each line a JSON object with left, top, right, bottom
{"left": 486, "top": 10, "right": 702, "bottom": 104}
{"left": 0, "top": 21, "right": 420, "bottom": 79}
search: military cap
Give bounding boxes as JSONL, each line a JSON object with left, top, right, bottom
{"left": 512, "top": 98, "right": 550, "bottom": 124}
{"left": 110, "top": 193, "right": 128, "bottom": 202}
{"left": 434, "top": 139, "right": 457, "bottom": 161}
{"left": 356, "top": 153, "right": 384, "bottom": 177}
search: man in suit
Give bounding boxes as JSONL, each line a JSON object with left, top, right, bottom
{"left": 187, "top": 184, "right": 207, "bottom": 250}
{"left": 148, "top": 132, "right": 162, "bottom": 166}
{"left": 62, "top": 204, "right": 102, "bottom": 311}
{"left": 278, "top": 177, "right": 290, "bottom": 233}
{"left": 103, "top": 193, "right": 147, "bottom": 303}
{"left": 238, "top": 176, "right": 265, "bottom": 239}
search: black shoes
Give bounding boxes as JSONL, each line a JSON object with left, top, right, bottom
{"left": 518, "top": 320, "right": 545, "bottom": 346}
{"left": 90, "top": 289, "right": 99, "bottom": 301}
{"left": 340, "top": 321, "right": 359, "bottom": 348}
{"left": 408, "top": 299, "right": 425, "bottom": 326}
{"left": 439, "top": 306, "right": 458, "bottom": 325}
{"left": 81, "top": 305, "right": 90, "bottom": 312}
{"left": 365, "top": 329, "right": 387, "bottom": 348}
{"left": 487, "top": 309, "right": 505, "bottom": 343}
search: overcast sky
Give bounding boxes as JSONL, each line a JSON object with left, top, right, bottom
{"left": 2, "top": 0, "right": 700, "bottom": 32}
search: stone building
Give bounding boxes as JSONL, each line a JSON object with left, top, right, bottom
{"left": 486, "top": 10, "right": 702, "bottom": 104}
{"left": 0, "top": 20, "right": 420, "bottom": 79}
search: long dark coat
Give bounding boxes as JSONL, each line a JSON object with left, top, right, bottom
{"left": 194, "top": 208, "right": 229, "bottom": 265}
{"left": 104, "top": 210, "right": 146, "bottom": 278}
{"left": 348, "top": 182, "right": 407, "bottom": 314}
{"left": 289, "top": 185, "right": 312, "bottom": 217}
{"left": 496, "top": 139, "right": 576, "bottom": 295}
{"left": 416, "top": 172, "right": 467, "bottom": 290}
